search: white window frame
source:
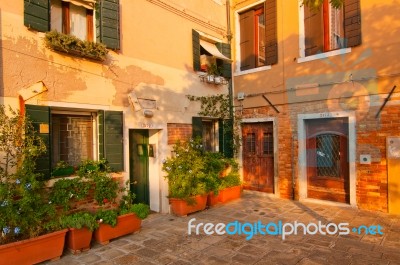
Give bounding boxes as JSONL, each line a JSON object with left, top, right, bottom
{"left": 50, "top": 0, "right": 97, "bottom": 42}
{"left": 297, "top": 0, "right": 351, "bottom": 63}
{"left": 234, "top": 0, "right": 272, "bottom": 76}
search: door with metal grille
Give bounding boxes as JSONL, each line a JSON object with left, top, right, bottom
{"left": 306, "top": 118, "right": 349, "bottom": 203}
{"left": 242, "top": 122, "right": 274, "bottom": 193}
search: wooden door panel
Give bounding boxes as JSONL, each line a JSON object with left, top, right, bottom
{"left": 306, "top": 118, "right": 349, "bottom": 203}
{"left": 242, "top": 123, "right": 274, "bottom": 193}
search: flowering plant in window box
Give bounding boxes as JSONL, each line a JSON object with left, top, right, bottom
{"left": 93, "top": 184, "right": 150, "bottom": 245}
{"left": 44, "top": 30, "right": 108, "bottom": 61}
{"left": 0, "top": 106, "right": 67, "bottom": 264}
{"left": 199, "top": 63, "right": 228, "bottom": 85}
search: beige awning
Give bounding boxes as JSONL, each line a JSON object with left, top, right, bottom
{"left": 62, "top": 0, "right": 96, "bottom": 10}
{"left": 200, "top": 40, "right": 232, "bottom": 62}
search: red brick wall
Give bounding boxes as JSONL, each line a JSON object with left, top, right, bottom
{"left": 167, "top": 123, "right": 192, "bottom": 144}
{"left": 240, "top": 99, "right": 400, "bottom": 213}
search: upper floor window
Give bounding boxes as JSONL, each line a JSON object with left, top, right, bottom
{"left": 302, "top": 0, "right": 361, "bottom": 57}
{"left": 237, "top": 0, "right": 277, "bottom": 72}
{"left": 192, "top": 30, "right": 232, "bottom": 79}
{"left": 51, "top": 0, "right": 94, "bottom": 41}
{"left": 24, "top": 0, "right": 120, "bottom": 49}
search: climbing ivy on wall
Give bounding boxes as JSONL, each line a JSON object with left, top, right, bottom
{"left": 187, "top": 94, "right": 242, "bottom": 157}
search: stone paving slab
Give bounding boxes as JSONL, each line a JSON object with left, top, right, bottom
{"left": 43, "top": 191, "right": 400, "bottom": 264}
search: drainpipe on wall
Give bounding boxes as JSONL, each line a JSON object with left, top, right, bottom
{"left": 226, "top": 0, "right": 234, "bottom": 120}
{"left": 291, "top": 133, "right": 297, "bottom": 200}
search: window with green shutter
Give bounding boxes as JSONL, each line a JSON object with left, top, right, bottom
{"left": 25, "top": 105, "right": 124, "bottom": 179}
{"left": 102, "top": 111, "right": 124, "bottom": 171}
{"left": 192, "top": 116, "right": 233, "bottom": 157}
{"left": 25, "top": 105, "right": 51, "bottom": 180}
{"left": 24, "top": 0, "right": 120, "bottom": 49}
{"left": 192, "top": 29, "right": 232, "bottom": 79}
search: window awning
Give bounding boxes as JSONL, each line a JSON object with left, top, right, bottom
{"left": 200, "top": 40, "right": 232, "bottom": 62}
{"left": 62, "top": 0, "right": 96, "bottom": 10}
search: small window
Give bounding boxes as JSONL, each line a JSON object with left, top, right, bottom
{"left": 52, "top": 113, "right": 95, "bottom": 167}
{"left": 202, "top": 120, "right": 218, "bottom": 152}
{"left": 246, "top": 133, "right": 256, "bottom": 154}
{"left": 316, "top": 134, "right": 340, "bottom": 178}
{"left": 192, "top": 30, "right": 231, "bottom": 78}
{"left": 51, "top": 0, "right": 94, "bottom": 41}
{"left": 263, "top": 132, "right": 273, "bottom": 155}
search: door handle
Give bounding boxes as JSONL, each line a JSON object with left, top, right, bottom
{"left": 133, "top": 180, "right": 138, "bottom": 185}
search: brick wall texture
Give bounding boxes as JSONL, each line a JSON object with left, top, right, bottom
{"left": 167, "top": 123, "right": 192, "bottom": 145}
{"left": 241, "top": 96, "right": 400, "bottom": 213}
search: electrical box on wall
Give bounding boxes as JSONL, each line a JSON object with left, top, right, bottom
{"left": 360, "top": 154, "right": 371, "bottom": 164}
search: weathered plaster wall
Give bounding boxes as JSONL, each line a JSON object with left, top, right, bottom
{"left": 0, "top": 0, "right": 230, "bottom": 213}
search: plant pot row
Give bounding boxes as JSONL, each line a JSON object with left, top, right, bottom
{"left": 0, "top": 213, "right": 142, "bottom": 264}
{"left": 170, "top": 185, "right": 242, "bottom": 217}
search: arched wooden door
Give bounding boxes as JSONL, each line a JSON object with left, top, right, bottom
{"left": 306, "top": 118, "right": 349, "bottom": 203}
{"left": 242, "top": 122, "right": 274, "bottom": 193}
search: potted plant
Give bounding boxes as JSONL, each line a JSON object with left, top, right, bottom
{"left": 162, "top": 138, "right": 208, "bottom": 216}
{"left": 94, "top": 189, "right": 150, "bottom": 245}
{"left": 61, "top": 211, "right": 98, "bottom": 254}
{"left": 206, "top": 63, "right": 224, "bottom": 84}
{"left": 0, "top": 106, "right": 67, "bottom": 265}
{"left": 51, "top": 161, "right": 75, "bottom": 177}
{"left": 49, "top": 177, "right": 91, "bottom": 211}
{"left": 218, "top": 165, "right": 242, "bottom": 203}
{"left": 203, "top": 152, "right": 225, "bottom": 207}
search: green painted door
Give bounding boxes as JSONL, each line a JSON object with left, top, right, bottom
{"left": 129, "top": 129, "right": 149, "bottom": 204}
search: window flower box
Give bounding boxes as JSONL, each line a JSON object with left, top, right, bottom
{"left": 44, "top": 31, "right": 108, "bottom": 61}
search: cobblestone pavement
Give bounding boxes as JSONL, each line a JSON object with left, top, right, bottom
{"left": 46, "top": 191, "right": 400, "bottom": 265}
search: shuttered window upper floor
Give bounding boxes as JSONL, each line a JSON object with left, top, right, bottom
{"left": 301, "top": 0, "right": 361, "bottom": 58}
{"left": 192, "top": 29, "right": 232, "bottom": 79}
{"left": 24, "top": 0, "right": 120, "bottom": 50}
{"left": 237, "top": 0, "right": 277, "bottom": 72}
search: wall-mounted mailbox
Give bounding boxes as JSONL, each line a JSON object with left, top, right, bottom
{"left": 148, "top": 144, "right": 156, "bottom": 157}
{"left": 137, "top": 144, "right": 156, "bottom": 157}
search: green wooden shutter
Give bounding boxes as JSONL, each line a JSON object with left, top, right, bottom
{"left": 24, "top": 0, "right": 50, "bottom": 32}
{"left": 104, "top": 111, "right": 123, "bottom": 171}
{"left": 192, "top": 29, "right": 201, "bottom": 71}
{"left": 344, "top": 0, "right": 361, "bottom": 47}
{"left": 239, "top": 10, "right": 255, "bottom": 71}
{"left": 219, "top": 119, "right": 233, "bottom": 158}
{"left": 96, "top": 0, "right": 120, "bottom": 49}
{"left": 98, "top": 110, "right": 105, "bottom": 159}
{"left": 265, "top": 0, "right": 278, "bottom": 65}
{"left": 25, "top": 105, "right": 51, "bottom": 180}
{"left": 192, "top": 117, "right": 203, "bottom": 139}
{"left": 216, "top": 43, "right": 232, "bottom": 79}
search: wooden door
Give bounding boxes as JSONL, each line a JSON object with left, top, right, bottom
{"left": 306, "top": 118, "right": 349, "bottom": 203}
{"left": 129, "top": 129, "right": 150, "bottom": 204}
{"left": 242, "top": 122, "right": 274, "bottom": 193}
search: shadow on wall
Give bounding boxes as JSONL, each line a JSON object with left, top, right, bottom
{"left": 0, "top": 8, "right": 3, "bottom": 105}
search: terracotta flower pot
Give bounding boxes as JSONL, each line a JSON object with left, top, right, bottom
{"left": 94, "top": 213, "right": 142, "bottom": 245}
{"left": 66, "top": 227, "right": 93, "bottom": 254}
{"left": 218, "top": 186, "right": 242, "bottom": 203}
{"left": 169, "top": 194, "right": 207, "bottom": 216}
{"left": 0, "top": 229, "right": 68, "bottom": 265}
{"left": 207, "top": 191, "right": 220, "bottom": 207}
